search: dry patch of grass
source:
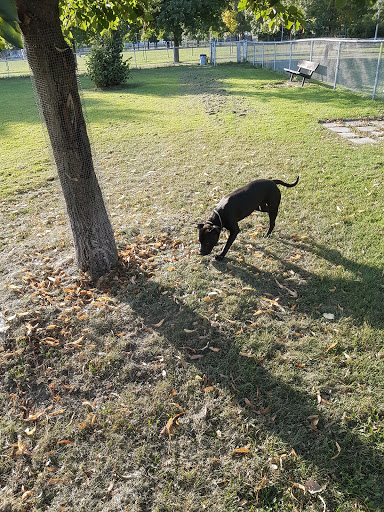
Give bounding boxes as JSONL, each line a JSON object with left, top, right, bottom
{"left": 1, "top": 65, "right": 384, "bottom": 512}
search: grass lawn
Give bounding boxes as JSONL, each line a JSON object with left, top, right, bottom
{"left": 1, "top": 63, "right": 384, "bottom": 512}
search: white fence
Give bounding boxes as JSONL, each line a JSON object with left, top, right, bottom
{"left": 2, "top": 38, "right": 384, "bottom": 101}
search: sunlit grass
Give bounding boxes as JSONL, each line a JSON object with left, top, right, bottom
{"left": 1, "top": 64, "right": 384, "bottom": 512}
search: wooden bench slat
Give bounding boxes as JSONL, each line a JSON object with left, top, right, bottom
{"left": 283, "top": 60, "right": 319, "bottom": 86}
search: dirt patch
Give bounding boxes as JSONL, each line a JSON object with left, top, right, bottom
{"left": 182, "top": 67, "right": 253, "bottom": 119}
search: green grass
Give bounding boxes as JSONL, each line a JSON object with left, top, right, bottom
{"left": 1, "top": 64, "right": 384, "bottom": 512}
{"left": 0, "top": 46, "right": 212, "bottom": 78}
{"left": 0, "top": 77, "right": 51, "bottom": 197}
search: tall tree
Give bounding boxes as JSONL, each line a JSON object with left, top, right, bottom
{"left": 293, "top": 0, "right": 377, "bottom": 37}
{"left": 154, "top": 0, "right": 226, "bottom": 62}
{"left": 16, "top": 0, "right": 118, "bottom": 278}
{"left": 239, "top": 0, "right": 375, "bottom": 36}
{"left": 1, "top": 0, "right": 145, "bottom": 279}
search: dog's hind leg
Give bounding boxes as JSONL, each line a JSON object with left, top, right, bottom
{"left": 264, "top": 206, "right": 278, "bottom": 237}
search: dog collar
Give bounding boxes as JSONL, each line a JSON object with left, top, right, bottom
{"left": 213, "top": 209, "right": 223, "bottom": 229}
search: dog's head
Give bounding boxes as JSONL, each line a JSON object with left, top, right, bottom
{"left": 197, "top": 222, "right": 221, "bottom": 256}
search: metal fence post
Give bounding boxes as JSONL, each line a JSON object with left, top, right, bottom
{"left": 262, "top": 43, "right": 265, "bottom": 68}
{"left": 289, "top": 41, "right": 292, "bottom": 69}
{"left": 373, "top": 41, "right": 383, "bottom": 99}
{"left": 274, "top": 43, "right": 276, "bottom": 70}
{"left": 333, "top": 41, "right": 342, "bottom": 90}
{"left": 210, "top": 40, "right": 216, "bottom": 65}
{"left": 310, "top": 39, "right": 314, "bottom": 61}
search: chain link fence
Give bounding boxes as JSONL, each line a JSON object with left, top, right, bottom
{"left": 211, "top": 38, "right": 384, "bottom": 101}
{"left": 2, "top": 38, "right": 384, "bottom": 100}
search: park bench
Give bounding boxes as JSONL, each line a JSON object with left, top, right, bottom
{"left": 283, "top": 60, "right": 319, "bottom": 86}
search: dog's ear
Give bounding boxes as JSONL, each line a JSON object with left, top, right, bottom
{"left": 197, "top": 223, "right": 204, "bottom": 230}
{"left": 208, "top": 225, "right": 221, "bottom": 233}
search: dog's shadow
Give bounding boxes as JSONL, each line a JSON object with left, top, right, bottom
{"left": 211, "top": 231, "right": 383, "bottom": 329}
{"left": 275, "top": 236, "right": 384, "bottom": 329}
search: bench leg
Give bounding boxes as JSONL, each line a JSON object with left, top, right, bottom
{"left": 301, "top": 76, "right": 306, "bottom": 86}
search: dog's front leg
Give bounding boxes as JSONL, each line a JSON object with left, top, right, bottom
{"left": 215, "top": 225, "right": 240, "bottom": 260}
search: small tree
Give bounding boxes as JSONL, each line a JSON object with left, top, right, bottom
{"left": 87, "top": 31, "right": 130, "bottom": 88}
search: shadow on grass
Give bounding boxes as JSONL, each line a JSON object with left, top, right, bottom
{"left": 218, "top": 234, "right": 384, "bottom": 331}
{"left": 109, "top": 243, "right": 384, "bottom": 510}
{"left": 273, "top": 236, "right": 384, "bottom": 330}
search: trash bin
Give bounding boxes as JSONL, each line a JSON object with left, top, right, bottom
{"left": 200, "top": 54, "right": 207, "bottom": 66}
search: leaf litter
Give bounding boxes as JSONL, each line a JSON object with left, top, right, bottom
{"left": 2, "top": 66, "right": 384, "bottom": 511}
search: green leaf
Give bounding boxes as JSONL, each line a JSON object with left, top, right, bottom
{"left": 0, "top": 0, "right": 19, "bottom": 23}
{"left": 0, "top": 35, "right": 4, "bottom": 50}
{"left": 238, "top": 0, "right": 305, "bottom": 31}
{"left": 0, "top": 17, "right": 23, "bottom": 48}
{"left": 286, "top": 20, "right": 293, "bottom": 30}
{"left": 0, "top": 0, "right": 23, "bottom": 47}
{"left": 238, "top": 0, "right": 248, "bottom": 11}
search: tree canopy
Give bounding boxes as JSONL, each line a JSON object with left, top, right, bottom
{"left": 238, "top": 0, "right": 305, "bottom": 32}
{"left": 0, "top": 0, "right": 306, "bottom": 51}
{"left": 1, "top": 0, "right": 380, "bottom": 52}
{"left": 58, "top": 0, "right": 149, "bottom": 37}
{"left": 0, "top": 0, "right": 148, "bottom": 50}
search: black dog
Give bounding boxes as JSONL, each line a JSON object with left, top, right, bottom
{"left": 197, "top": 176, "right": 299, "bottom": 260}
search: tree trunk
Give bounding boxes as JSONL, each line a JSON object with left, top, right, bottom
{"left": 16, "top": 0, "right": 118, "bottom": 278}
{"left": 173, "top": 30, "right": 181, "bottom": 63}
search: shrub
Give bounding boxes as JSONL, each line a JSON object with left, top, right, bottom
{"left": 86, "top": 31, "right": 130, "bottom": 88}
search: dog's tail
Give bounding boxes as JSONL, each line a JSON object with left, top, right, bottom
{"left": 273, "top": 176, "right": 299, "bottom": 188}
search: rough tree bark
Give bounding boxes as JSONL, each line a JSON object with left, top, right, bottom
{"left": 16, "top": 0, "right": 118, "bottom": 278}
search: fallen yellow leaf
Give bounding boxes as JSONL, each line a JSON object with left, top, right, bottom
{"left": 253, "top": 309, "right": 273, "bottom": 316}
{"left": 160, "top": 412, "right": 185, "bottom": 437}
{"left": 24, "top": 409, "right": 46, "bottom": 422}
{"left": 25, "top": 425, "right": 37, "bottom": 436}
{"left": 326, "top": 341, "right": 338, "bottom": 352}
{"left": 233, "top": 445, "right": 251, "bottom": 455}
{"left": 331, "top": 441, "right": 341, "bottom": 460}
{"left": 48, "top": 409, "right": 65, "bottom": 416}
